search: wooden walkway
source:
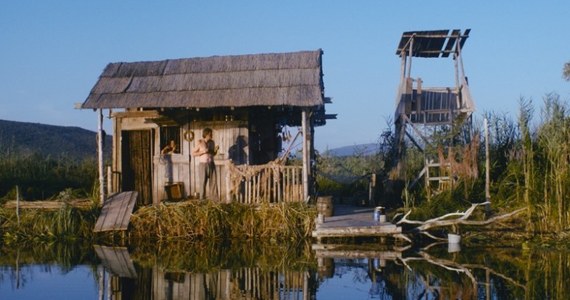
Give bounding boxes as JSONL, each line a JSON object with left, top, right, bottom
{"left": 312, "top": 205, "right": 401, "bottom": 240}
{"left": 94, "top": 191, "right": 138, "bottom": 232}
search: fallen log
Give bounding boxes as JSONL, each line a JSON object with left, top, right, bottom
{"left": 3, "top": 199, "right": 94, "bottom": 210}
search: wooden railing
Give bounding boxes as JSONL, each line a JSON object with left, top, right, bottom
{"left": 227, "top": 162, "right": 304, "bottom": 204}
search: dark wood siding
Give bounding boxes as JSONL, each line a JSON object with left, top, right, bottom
{"left": 122, "top": 130, "right": 153, "bottom": 206}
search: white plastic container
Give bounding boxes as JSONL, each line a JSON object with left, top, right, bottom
{"left": 374, "top": 206, "right": 386, "bottom": 223}
{"left": 448, "top": 233, "right": 461, "bottom": 244}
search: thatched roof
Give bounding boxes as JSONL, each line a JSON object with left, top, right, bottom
{"left": 81, "top": 50, "right": 325, "bottom": 109}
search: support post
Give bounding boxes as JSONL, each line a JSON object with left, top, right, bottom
{"left": 98, "top": 109, "right": 105, "bottom": 205}
{"left": 368, "top": 173, "right": 376, "bottom": 206}
{"left": 98, "top": 265, "right": 105, "bottom": 300}
{"left": 484, "top": 118, "right": 491, "bottom": 207}
{"left": 302, "top": 109, "right": 309, "bottom": 201}
{"left": 406, "top": 36, "right": 414, "bottom": 80}
{"left": 16, "top": 185, "right": 20, "bottom": 226}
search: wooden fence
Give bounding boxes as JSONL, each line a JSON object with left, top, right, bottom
{"left": 150, "top": 267, "right": 309, "bottom": 300}
{"left": 106, "top": 162, "right": 304, "bottom": 205}
{"left": 227, "top": 163, "right": 304, "bottom": 204}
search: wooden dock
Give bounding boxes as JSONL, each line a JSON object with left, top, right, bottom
{"left": 311, "top": 205, "right": 401, "bottom": 240}
{"left": 312, "top": 243, "right": 403, "bottom": 260}
{"left": 94, "top": 191, "right": 138, "bottom": 232}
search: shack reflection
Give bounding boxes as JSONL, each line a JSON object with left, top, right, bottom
{"left": 99, "top": 267, "right": 313, "bottom": 300}
{"left": 90, "top": 241, "right": 553, "bottom": 299}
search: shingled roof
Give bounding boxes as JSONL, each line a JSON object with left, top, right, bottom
{"left": 81, "top": 50, "right": 325, "bottom": 109}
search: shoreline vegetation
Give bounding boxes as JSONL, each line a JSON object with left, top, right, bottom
{"left": 2, "top": 94, "right": 570, "bottom": 246}
{"left": 0, "top": 200, "right": 317, "bottom": 245}
{"left": 0, "top": 197, "right": 543, "bottom": 248}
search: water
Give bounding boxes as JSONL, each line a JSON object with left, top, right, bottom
{"left": 0, "top": 241, "right": 568, "bottom": 299}
{"left": 0, "top": 264, "right": 99, "bottom": 299}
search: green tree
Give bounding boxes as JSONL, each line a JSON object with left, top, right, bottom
{"left": 564, "top": 62, "right": 570, "bottom": 81}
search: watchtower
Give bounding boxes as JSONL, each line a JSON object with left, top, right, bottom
{"left": 392, "top": 29, "right": 476, "bottom": 198}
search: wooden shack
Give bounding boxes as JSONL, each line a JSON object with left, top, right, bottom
{"left": 81, "top": 50, "right": 333, "bottom": 206}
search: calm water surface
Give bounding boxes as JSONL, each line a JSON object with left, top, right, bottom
{"left": 0, "top": 241, "right": 568, "bottom": 299}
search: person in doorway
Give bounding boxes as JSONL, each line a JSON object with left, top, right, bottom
{"left": 228, "top": 135, "right": 248, "bottom": 165}
{"left": 161, "top": 140, "right": 177, "bottom": 183}
{"left": 192, "top": 128, "right": 218, "bottom": 200}
{"left": 161, "top": 140, "right": 177, "bottom": 155}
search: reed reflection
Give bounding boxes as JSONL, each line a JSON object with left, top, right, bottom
{"left": 0, "top": 241, "right": 569, "bottom": 299}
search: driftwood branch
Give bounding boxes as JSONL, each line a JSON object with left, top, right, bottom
{"left": 418, "top": 251, "right": 478, "bottom": 289}
{"left": 463, "top": 263, "right": 527, "bottom": 291}
{"left": 397, "top": 202, "right": 527, "bottom": 233}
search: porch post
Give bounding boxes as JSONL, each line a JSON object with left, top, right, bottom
{"left": 98, "top": 109, "right": 105, "bottom": 204}
{"left": 302, "top": 109, "right": 309, "bottom": 201}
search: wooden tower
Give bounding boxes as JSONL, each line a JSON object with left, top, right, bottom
{"left": 392, "top": 29, "right": 476, "bottom": 198}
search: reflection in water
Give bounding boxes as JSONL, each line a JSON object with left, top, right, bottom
{"left": 0, "top": 241, "right": 569, "bottom": 299}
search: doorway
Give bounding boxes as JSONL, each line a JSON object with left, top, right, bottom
{"left": 122, "top": 130, "right": 153, "bottom": 206}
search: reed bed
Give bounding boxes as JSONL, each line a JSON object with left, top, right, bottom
{"left": 129, "top": 201, "right": 317, "bottom": 243}
{"left": 131, "top": 239, "right": 315, "bottom": 273}
{"left": 489, "top": 95, "right": 570, "bottom": 235}
{"left": 0, "top": 203, "right": 99, "bottom": 244}
{"left": 0, "top": 152, "right": 97, "bottom": 201}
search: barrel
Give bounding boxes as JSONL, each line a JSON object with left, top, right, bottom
{"left": 317, "top": 257, "right": 334, "bottom": 278}
{"left": 317, "top": 196, "right": 334, "bottom": 217}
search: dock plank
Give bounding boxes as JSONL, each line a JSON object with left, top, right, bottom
{"left": 312, "top": 244, "right": 403, "bottom": 260}
{"left": 94, "top": 191, "right": 138, "bottom": 232}
{"left": 312, "top": 205, "right": 401, "bottom": 239}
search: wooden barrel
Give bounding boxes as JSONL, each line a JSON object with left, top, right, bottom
{"left": 317, "top": 196, "right": 334, "bottom": 217}
{"left": 317, "top": 257, "right": 334, "bottom": 278}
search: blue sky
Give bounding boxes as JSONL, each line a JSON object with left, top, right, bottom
{"left": 1, "top": 1, "right": 569, "bottom": 151}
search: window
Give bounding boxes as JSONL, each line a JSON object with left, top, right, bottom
{"left": 160, "top": 126, "right": 181, "bottom": 154}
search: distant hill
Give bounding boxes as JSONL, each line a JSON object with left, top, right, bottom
{"left": 322, "top": 143, "right": 380, "bottom": 157}
{"left": 0, "top": 119, "right": 110, "bottom": 161}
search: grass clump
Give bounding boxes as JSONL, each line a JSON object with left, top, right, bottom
{"left": 0, "top": 204, "right": 99, "bottom": 244}
{"left": 129, "top": 201, "right": 317, "bottom": 243}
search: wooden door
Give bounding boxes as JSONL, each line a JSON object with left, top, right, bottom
{"left": 122, "top": 130, "right": 153, "bottom": 206}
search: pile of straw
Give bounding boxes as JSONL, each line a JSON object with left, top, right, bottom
{"left": 129, "top": 201, "right": 316, "bottom": 242}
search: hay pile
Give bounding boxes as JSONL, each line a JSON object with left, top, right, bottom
{"left": 129, "top": 201, "right": 316, "bottom": 242}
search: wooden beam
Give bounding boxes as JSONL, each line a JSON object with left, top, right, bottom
{"left": 98, "top": 109, "right": 105, "bottom": 204}
{"left": 401, "top": 114, "right": 430, "bottom": 145}
{"left": 485, "top": 118, "right": 491, "bottom": 204}
{"left": 405, "top": 130, "right": 424, "bottom": 152}
{"left": 302, "top": 110, "right": 309, "bottom": 201}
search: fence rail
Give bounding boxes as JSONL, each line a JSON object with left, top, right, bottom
{"left": 228, "top": 163, "right": 304, "bottom": 204}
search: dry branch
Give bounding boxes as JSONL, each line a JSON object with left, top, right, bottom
{"left": 397, "top": 202, "right": 528, "bottom": 233}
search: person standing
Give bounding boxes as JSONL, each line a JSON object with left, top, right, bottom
{"left": 161, "top": 140, "right": 177, "bottom": 183}
{"left": 192, "top": 128, "right": 218, "bottom": 200}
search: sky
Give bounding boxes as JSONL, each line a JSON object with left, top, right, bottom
{"left": 1, "top": 1, "right": 569, "bottom": 151}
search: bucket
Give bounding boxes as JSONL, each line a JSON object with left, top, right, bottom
{"left": 448, "top": 233, "right": 461, "bottom": 244}
{"left": 317, "top": 196, "right": 334, "bottom": 217}
{"left": 374, "top": 206, "right": 386, "bottom": 223}
{"left": 448, "top": 243, "right": 461, "bottom": 253}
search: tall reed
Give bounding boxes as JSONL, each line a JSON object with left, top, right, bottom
{"left": 491, "top": 94, "right": 570, "bottom": 235}
{"left": 0, "top": 151, "right": 97, "bottom": 201}
{"left": 0, "top": 204, "right": 99, "bottom": 244}
{"left": 129, "top": 201, "right": 316, "bottom": 243}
